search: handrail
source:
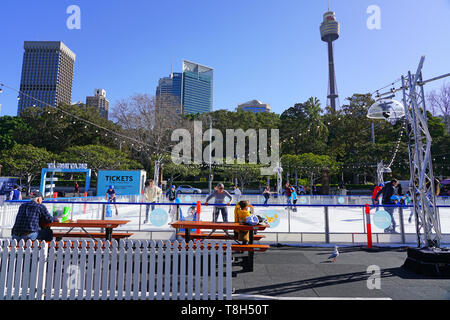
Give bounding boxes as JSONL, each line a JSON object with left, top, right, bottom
{"left": 4, "top": 200, "right": 450, "bottom": 208}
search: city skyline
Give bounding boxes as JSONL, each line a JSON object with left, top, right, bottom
{"left": 1, "top": 1, "right": 450, "bottom": 117}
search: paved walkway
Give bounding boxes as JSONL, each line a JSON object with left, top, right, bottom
{"left": 232, "top": 245, "right": 450, "bottom": 300}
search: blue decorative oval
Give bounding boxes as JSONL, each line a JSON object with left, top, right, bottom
{"left": 150, "top": 208, "right": 169, "bottom": 227}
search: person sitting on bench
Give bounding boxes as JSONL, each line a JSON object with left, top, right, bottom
{"left": 11, "top": 190, "right": 58, "bottom": 242}
{"left": 234, "top": 200, "right": 254, "bottom": 245}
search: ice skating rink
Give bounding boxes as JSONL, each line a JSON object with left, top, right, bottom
{"left": 59, "top": 194, "right": 450, "bottom": 236}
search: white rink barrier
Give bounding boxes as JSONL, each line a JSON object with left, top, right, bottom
{"left": 0, "top": 239, "right": 232, "bottom": 300}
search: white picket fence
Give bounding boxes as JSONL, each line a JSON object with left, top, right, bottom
{"left": 0, "top": 239, "right": 232, "bottom": 300}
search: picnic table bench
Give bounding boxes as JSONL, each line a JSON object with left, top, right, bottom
{"left": 46, "top": 219, "right": 132, "bottom": 241}
{"left": 176, "top": 232, "right": 265, "bottom": 241}
{"left": 170, "top": 221, "right": 270, "bottom": 271}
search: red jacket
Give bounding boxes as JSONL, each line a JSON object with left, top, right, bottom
{"left": 372, "top": 186, "right": 383, "bottom": 199}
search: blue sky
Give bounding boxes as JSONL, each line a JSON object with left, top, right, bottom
{"left": 1, "top": 0, "right": 449, "bottom": 116}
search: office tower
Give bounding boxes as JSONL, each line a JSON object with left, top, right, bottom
{"left": 237, "top": 100, "right": 271, "bottom": 113}
{"left": 320, "top": 10, "right": 340, "bottom": 113}
{"left": 181, "top": 60, "right": 213, "bottom": 115}
{"left": 86, "top": 89, "right": 110, "bottom": 119}
{"left": 155, "top": 72, "right": 182, "bottom": 114}
{"left": 17, "top": 41, "right": 76, "bottom": 114}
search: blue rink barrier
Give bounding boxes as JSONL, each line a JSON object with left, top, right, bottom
{"left": 1, "top": 198, "right": 450, "bottom": 245}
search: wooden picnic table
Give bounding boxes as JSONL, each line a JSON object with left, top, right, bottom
{"left": 46, "top": 219, "right": 131, "bottom": 241}
{"left": 170, "top": 221, "right": 268, "bottom": 243}
{"left": 170, "top": 220, "right": 269, "bottom": 272}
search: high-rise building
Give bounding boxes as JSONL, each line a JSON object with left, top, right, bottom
{"left": 155, "top": 72, "right": 183, "bottom": 114}
{"left": 17, "top": 41, "right": 76, "bottom": 114}
{"left": 237, "top": 100, "right": 271, "bottom": 113}
{"left": 320, "top": 10, "right": 340, "bottom": 113}
{"left": 86, "top": 89, "right": 109, "bottom": 119}
{"left": 181, "top": 60, "right": 213, "bottom": 115}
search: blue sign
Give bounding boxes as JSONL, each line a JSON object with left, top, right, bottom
{"left": 97, "top": 170, "right": 146, "bottom": 197}
{"left": 150, "top": 208, "right": 169, "bottom": 227}
{"left": 40, "top": 168, "right": 91, "bottom": 195}
{"left": 338, "top": 197, "right": 345, "bottom": 204}
{"left": 373, "top": 210, "right": 392, "bottom": 229}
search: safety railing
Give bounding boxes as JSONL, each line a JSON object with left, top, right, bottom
{"left": 2, "top": 196, "right": 449, "bottom": 245}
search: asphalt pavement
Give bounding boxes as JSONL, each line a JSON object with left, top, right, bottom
{"left": 232, "top": 245, "right": 450, "bottom": 300}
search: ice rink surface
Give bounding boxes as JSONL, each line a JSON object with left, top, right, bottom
{"left": 60, "top": 194, "right": 450, "bottom": 236}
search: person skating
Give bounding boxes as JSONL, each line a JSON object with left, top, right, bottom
{"left": 233, "top": 185, "right": 242, "bottom": 203}
{"left": 106, "top": 185, "right": 119, "bottom": 215}
{"left": 376, "top": 179, "right": 399, "bottom": 233}
{"left": 204, "top": 183, "right": 233, "bottom": 222}
{"left": 143, "top": 179, "right": 162, "bottom": 224}
{"left": 262, "top": 186, "right": 271, "bottom": 206}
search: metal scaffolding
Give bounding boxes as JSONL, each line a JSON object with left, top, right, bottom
{"left": 369, "top": 56, "right": 449, "bottom": 248}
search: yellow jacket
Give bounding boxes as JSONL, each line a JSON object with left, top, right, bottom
{"left": 234, "top": 204, "right": 252, "bottom": 224}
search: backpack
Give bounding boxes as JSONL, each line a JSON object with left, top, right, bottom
{"left": 245, "top": 214, "right": 259, "bottom": 226}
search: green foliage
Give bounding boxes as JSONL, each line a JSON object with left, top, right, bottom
{"left": 19, "top": 104, "right": 122, "bottom": 153}
{"left": 0, "top": 116, "right": 30, "bottom": 150}
{"left": 58, "top": 145, "right": 142, "bottom": 176}
{"left": 0, "top": 144, "right": 56, "bottom": 193}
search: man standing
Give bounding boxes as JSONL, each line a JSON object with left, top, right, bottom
{"left": 11, "top": 190, "right": 58, "bottom": 242}
{"left": 9, "top": 185, "right": 22, "bottom": 201}
{"left": 205, "top": 183, "right": 233, "bottom": 222}
{"left": 143, "top": 179, "right": 162, "bottom": 224}
{"left": 376, "top": 179, "right": 399, "bottom": 233}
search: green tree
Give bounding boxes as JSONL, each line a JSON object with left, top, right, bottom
{"left": 59, "top": 145, "right": 142, "bottom": 177}
{"left": 19, "top": 104, "right": 122, "bottom": 153}
{"left": 0, "top": 116, "right": 30, "bottom": 150}
{"left": 280, "top": 97, "right": 328, "bottom": 155}
{"left": 0, "top": 144, "right": 56, "bottom": 194}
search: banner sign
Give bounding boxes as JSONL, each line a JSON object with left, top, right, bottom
{"left": 47, "top": 163, "right": 88, "bottom": 169}
{"left": 97, "top": 170, "right": 147, "bottom": 197}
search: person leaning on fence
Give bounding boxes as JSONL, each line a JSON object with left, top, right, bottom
{"left": 9, "top": 185, "right": 22, "bottom": 201}
{"left": 143, "top": 179, "right": 162, "bottom": 224}
{"left": 205, "top": 183, "right": 233, "bottom": 222}
{"left": 234, "top": 200, "right": 254, "bottom": 244}
{"left": 11, "top": 190, "right": 59, "bottom": 242}
{"left": 166, "top": 185, "right": 178, "bottom": 222}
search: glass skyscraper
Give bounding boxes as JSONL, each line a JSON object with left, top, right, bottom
{"left": 17, "top": 41, "right": 76, "bottom": 114}
{"left": 181, "top": 60, "right": 213, "bottom": 115}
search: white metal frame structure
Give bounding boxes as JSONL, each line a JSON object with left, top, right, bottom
{"left": 368, "top": 56, "right": 449, "bottom": 248}
{"left": 401, "top": 56, "right": 441, "bottom": 248}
